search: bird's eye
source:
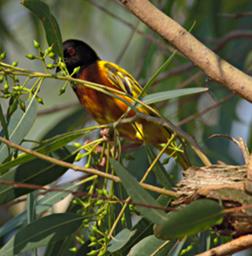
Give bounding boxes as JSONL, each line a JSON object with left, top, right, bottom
{"left": 66, "top": 47, "right": 76, "bottom": 57}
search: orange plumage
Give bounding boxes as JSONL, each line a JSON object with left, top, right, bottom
{"left": 62, "top": 39, "right": 190, "bottom": 169}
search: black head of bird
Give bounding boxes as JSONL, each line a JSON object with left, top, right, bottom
{"left": 62, "top": 39, "right": 99, "bottom": 74}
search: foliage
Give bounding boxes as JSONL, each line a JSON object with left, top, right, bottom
{"left": 0, "top": 0, "right": 251, "bottom": 255}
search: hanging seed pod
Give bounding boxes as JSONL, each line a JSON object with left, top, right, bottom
{"left": 59, "top": 86, "right": 66, "bottom": 95}
{"left": 36, "top": 95, "right": 44, "bottom": 105}
{"left": 46, "top": 63, "right": 54, "bottom": 69}
{"left": 7, "top": 97, "right": 18, "bottom": 120}
{"left": 0, "top": 52, "right": 6, "bottom": 60}
{"left": 48, "top": 52, "right": 55, "bottom": 59}
{"left": 3, "top": 82, "right": 9, "bottom": 92}
{"left": 33, "top": 40, "right": 40, "bottom": 49}
{"left": 25, "top": 54, "right": 36, "bottom": 60}
{"left": 19, "top": 99, "right": 26, "bottom": 112}
{"left": 12, "top": 61, "right": 18, "bottom": 67}
{"left": 72, "top": 66, "right": 80, "bottom": 75}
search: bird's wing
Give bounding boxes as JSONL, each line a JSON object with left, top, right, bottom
{"left": 98, "top": 60, "right": 143, "bottom": 98}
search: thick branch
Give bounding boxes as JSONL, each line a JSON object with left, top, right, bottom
{"left": 197, "top": 235, "right": 252, "bottom": 256}
{"left": 118, "top": 0, "right": 252, "bottom": 102}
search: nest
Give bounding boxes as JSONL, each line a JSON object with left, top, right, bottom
{"left": 174, "top": 164, "right": 252, "bottom": 236}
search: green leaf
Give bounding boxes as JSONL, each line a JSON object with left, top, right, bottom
{"left": 128, "top": 235, "right": 170, "bottom": 256}
{"left": 27, "top": 191, "right": 37, "bottom": 224}
{"left": 154, "top": 199, "right": 223, "bottom": 240}
{"left": 0, "top": 147, "right": 76, "bottom": 204}
{"left": 0, "top": 96, "right": 37, "bottom": 163}
{"left": 110, "top": 159, "right": 167, "bottom": 224}
{"left": 0, "top": 127, "right": 90, "bottom": 174}
{"left": 167, "top": 237, "right": 187, "bottom": 255}
{"left": 21, "top": 0, "right": 63, "bottom": 57}
{"left": 0, "top": 104, "right": 9, "bottom": 139}
{"left": 141, "top": 50, "right": 177, "bottom": 95}
{"left": 145, "top": 146, "right": 173, "bottom": 189}
{"left": 0, "top": 213, "right": 82, "bottom": 256}
{"left": 44, "top": 235, "right": 74, "bottom": 256}
{"left": 42, "top": 107, "right": 85, "bottom": 139}
{"left": 0, "top": 182, "right": 79, "bottom": 238}
{"left": 108, "top": 229, "right": 136, "bottom": 253}
{"left": 119, "top": 217, "right": 154, "bottom": 254}
{"left": 142, "top": 88, "right": 208, "bottom": 105}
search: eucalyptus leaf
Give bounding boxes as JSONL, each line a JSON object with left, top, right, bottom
{"left": 0, "top": 147, "right": 76, "bottom": 204}
{"left": 0, "top": 104, "right": 8, "bottom": 139}
{"left": 22, "top": 0, "right": 63, "bottom": 57}
{"left": 145, "top": 145, "right": 173, "bottom": 189}
{"left": 0, "top": 96, "right": 37, "bottom": 163}
{"left": 110, "top": 159, "right": 167, "bottom": 224}
{"left": 128, "top": 235, "right": 170, "bottom": 256}
{"left": 0, "top": 127, "right": 90, "bottom": 174}
{"left": 108, "top": 229, "right": 136, "bottom": 253}
{"left": 42, "top": 107, "right": 85, "bottom": 139}
{"left": 0, "top": 182, "right": 79, "bottom": 238}
{"left": 142, "top": 88, "right": 208, "bottom": 105}
{"left": 0, "top": 213, "right": 82, "bottom": 256}
{"left": 154, "top": 199, "right": 223, "bottom": 240}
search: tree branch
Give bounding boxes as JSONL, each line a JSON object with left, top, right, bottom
{"left": 177, "top": 94, "right": 233, "bottom": 126}
{"left": 214, "top": 30, "right": 252, "bottom": 52}
{"left": 0, "top": 136, "right": 177, "bottom": 197}
{"left": 118, "top": 0, "right": 252, "bottom": 102}
{"left": 197, "top": 235, "right": 252, "bottom": 256}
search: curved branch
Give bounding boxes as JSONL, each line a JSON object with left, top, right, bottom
{"left": 197, "top": 235, "right": 252, "bottom": 256}
{"left": 0, "top": 136, "right": 177, "bottom": 197}
{"left": 118, "top": 0, "right": 252, "bottom": 102}
{"left": 214, "top": 30, "right": 252, "bottom": 52}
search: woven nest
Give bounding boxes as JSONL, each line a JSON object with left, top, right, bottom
{"left": 174, "top": 164, "right": 252, "bottom": 236}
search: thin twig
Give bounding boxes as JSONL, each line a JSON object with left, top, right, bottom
{"left": 155, "top": 29, "right": 252, "bottom": 84}
{"left": 87, "top": 0, "right": 169, "bottom": 52}
{"left": 219, "top": 12, "right": 252, "bottom": 19}
{"left": 178, "top": 94, "right": 233, "bottom": 126}
{"left": 115, "top": 21, "right": 140, "bottom": 63}
{"left": 108, "top": 136, "right": 175, "bottom": 238}
{"left": 154, "top": 62, "right": 194, "bottom": 84}
{"left": 214, "top": 30, "right": 252, "bottom": 52}
{"left": 0, "top": 179, "right": 175, "bottom": 212}
{"left": 127, "top": 112, "right": 211, "bottom": 166}
{"left": 0, "top": 136, "right": 177, "bottom": 197}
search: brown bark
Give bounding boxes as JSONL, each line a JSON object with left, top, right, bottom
{"left": 118, "top": 0, "right": 252, "bottom": 102}
{"left": 197, "top": 235, "right": 252, "bottom": 256}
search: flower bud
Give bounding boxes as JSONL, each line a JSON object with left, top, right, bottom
{"left": 72, "top": 66, "right": 80, "bottom": 75}
{"left": 12, "top": 61, "right": 18, "bottom": 67}
{"left": 26, "top": 54, "right": 35, "bottom": 60}
{"left": 33, "top": 40, "right": 40, "bottom": 49}
{"left": 46, "top": 63, "right": 54, "bottom": 69}
{"left": 0, "top": 52, "right": 6, "bottom": 60}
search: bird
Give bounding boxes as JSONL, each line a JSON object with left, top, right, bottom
{"left": 61, "top": 39, "right": 190, "bottom": 169}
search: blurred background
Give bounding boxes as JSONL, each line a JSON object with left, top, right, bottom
{"left": 0, "top": 0, "right": 252, "bottom": 254}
